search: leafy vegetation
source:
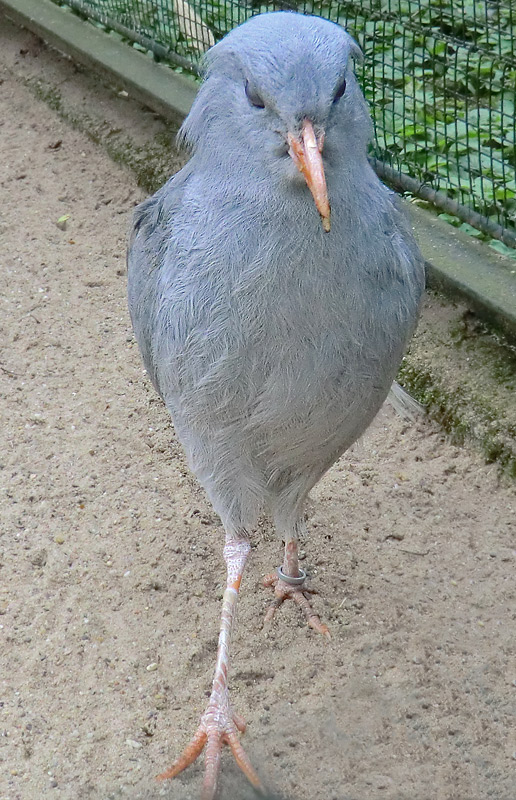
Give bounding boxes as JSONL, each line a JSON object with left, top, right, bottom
{"left": 53, "top": 0, "right": 516, "bottom": 243}
{"left": 343, "top": 1, "right": 516, "bottom": 239}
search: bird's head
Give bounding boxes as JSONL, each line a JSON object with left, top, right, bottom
{"left": 179, "top": 12, "right": 372, "bottom": 232}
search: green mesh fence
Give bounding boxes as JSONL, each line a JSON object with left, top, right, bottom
{"left": 52, "top": 1, "right": 516, "bottom": 249}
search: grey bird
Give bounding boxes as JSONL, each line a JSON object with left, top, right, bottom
{"left": 127, "top": 11, "right": 425, "bottom": 799}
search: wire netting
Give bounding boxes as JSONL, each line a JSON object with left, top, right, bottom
{"left": 53, "top": 1, "right": 516, "bottom": 248}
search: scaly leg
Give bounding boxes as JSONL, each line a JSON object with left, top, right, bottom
{"left": 158, "top": 534, "right": 264, "bottom": 799}
{"left": 264, "top": 537, "right": 330, "bottom": 639}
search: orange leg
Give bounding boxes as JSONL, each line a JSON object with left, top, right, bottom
{"left": 157, "top": 535, "right": 265, "bottom": 800}
{"left": 263, "top": 538, "right": 330, "bottom": 639}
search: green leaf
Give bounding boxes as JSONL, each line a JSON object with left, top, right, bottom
{"left": 489, "top": 240, "right": 516, "bottom": 259}
{"left": 438, "top": 213, "right": 461, "bottom": 226}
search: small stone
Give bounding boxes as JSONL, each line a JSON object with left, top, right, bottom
{"left": 30, "top": 548, "right": 48, "bottom": 567}
{"left": 146, "top": 662, "right": 158, "bottom": 672}
{"left": 125, "top": 738, "right": 143, "bottom": 749}
{"left": 54, "top": 535, "right": 65, "bottom": 545}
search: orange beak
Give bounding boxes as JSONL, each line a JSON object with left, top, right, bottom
{"left": 288, "top": 119, "right": 331, "bottom": 232}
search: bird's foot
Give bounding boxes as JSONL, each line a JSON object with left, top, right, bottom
{"left": 263, "top": 567, "right": 330, "bottom": 638}
{"left": 157, "top": 690, "right": 264, "bottom": 800}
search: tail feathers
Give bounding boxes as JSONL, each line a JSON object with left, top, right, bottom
{"left": 387, "top": 380, "right": 425, "bottom": 421}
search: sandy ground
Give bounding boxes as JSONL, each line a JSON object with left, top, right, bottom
{"left": 1, "top": 30, "right": 515, "bottom": 800}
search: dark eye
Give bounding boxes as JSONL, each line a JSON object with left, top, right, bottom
{"left": 245, "top": 80, "right": 265, "bottom": 109}
{"left": 333, "top": 79, "right": 347, "bottom": 103}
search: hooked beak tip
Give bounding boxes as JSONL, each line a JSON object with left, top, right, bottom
{"left": 288, "top": 119, "right": 331, "bottom": 233}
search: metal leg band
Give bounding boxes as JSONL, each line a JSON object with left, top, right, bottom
{"left": 276, "top": 566, "right": 307, "bottom": 586}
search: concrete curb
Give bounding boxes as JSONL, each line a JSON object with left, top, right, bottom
{"left": 409, "top": 206, "right": 516, "bottom": 341}
{"left": 2, "top": 0, "right": 515, "bottom": 342}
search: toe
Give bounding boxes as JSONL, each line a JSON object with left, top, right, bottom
{"left": 157, "top": 727, "right": 207, "bottom": 781}
{"left": 232, "top": 711, "right": 247, "bottom": 733}
{"left": 293, "top": 591, "right": 331, "bottom": 638}
{"left": 226, "top": 728, "right": 265, "bottom": 792}
{"left": 262, "top": 572, "right": 277, "bottom": 588}
{"left": 202, "top": 729, "right": 223, "bottom": 800}
{"left": 263, "top": 594, "right": 283, "bottom": 625}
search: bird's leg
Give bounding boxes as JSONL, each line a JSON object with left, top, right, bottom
{"left": 157, "top": 533, "right": 264, "bottom": 800}
{"left": 263, "top": 535, "right": 330, "bottom": 638}
{"left": 282, "top": 538, "right": 300, "bottom": 578}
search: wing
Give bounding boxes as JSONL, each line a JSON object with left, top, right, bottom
{"left": 127, "top": 165, "right": 192, "bottom": 397}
